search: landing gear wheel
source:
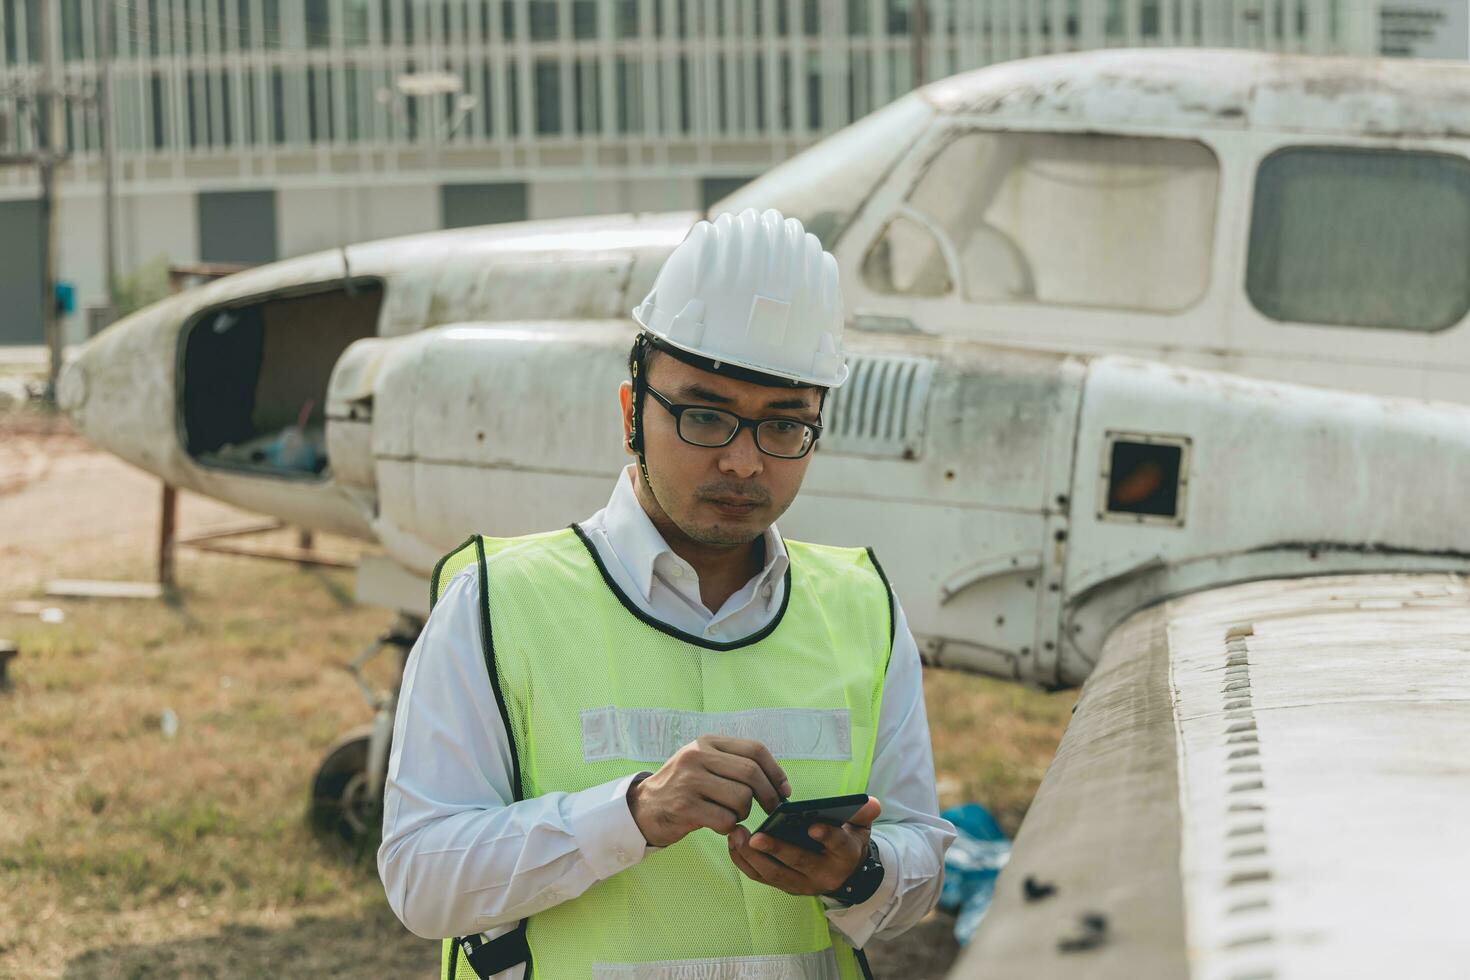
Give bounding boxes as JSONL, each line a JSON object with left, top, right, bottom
{"left": 310, "top": 724, "right": 381, "bottom": 846}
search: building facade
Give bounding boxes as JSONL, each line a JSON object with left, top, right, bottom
{"left": 0, "top": 0, "right": 1388, "bottom": 343}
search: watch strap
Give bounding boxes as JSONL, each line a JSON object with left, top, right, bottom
{"left": 824, "top": 838, "right": 885, "bottom": 906}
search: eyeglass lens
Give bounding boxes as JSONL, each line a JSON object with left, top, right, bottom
{"left": 678, "top": 409, "right": 813, "bottom": 458}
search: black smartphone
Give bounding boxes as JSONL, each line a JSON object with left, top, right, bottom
{"left": 751, "top": 794, "right": 870, "bottom": 853}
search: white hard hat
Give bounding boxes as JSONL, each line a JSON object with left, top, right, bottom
{"left": 632, "top": 208, "right": 849, "bottom": 388}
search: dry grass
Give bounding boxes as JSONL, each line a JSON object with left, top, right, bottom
{"left": 0, "top": 549, "right": 437, "bottom": 978}
{"left": 925, "top": 671, "right": 1077, "bottom": 837}
{"left": 0, "top": 419, "right": 1073, "bottom": 979}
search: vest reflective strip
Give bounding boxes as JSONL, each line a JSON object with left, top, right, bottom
{"left": 581, "top": 706, "right": 852, "bottom": 763}
{"left": 592, "top": 949, "right": 841, "bottom": 980}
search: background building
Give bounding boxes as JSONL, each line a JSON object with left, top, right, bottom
{"left": 0, "top": 0, "right": 1398, "bottom": 344}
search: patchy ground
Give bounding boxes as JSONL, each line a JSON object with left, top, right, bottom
{"left": 0, "top": 406, "right": 1074, "bottom": 979}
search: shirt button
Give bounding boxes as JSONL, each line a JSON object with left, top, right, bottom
{"left": 616, "top": 847, "right": 628, "bottom": 862}
{"left": 669, "top": 566, "right": 683, "bottom": 578}
{"left": 761, "top": 585, "right": 772, "bottom": 599}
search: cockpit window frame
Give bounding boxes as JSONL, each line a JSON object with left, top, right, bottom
{"left": 859, "top": 125, "right": 1224, "bottom": 317}
{"left": 708, "top": 92, "right": 936, "bottom": 252}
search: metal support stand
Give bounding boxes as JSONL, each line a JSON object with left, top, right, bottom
{"left": 177, "top": 519, "right": 353, "bottom": 569}
{"left": 158, "top": 483, "right": 177, "bottom": 589}
{"left": 0, "top": 640, "right": 17, "bottom": 690}
{"left": 309, "top": 614, "right": 423, "bottom": 844}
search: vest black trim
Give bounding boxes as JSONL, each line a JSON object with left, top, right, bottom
{"left": 863, "top": 547, "right": 897, "bottom": 662}
{"left": 429, "top": 534, "right": 479, "bottom": 613}
{"left": 457, "top": 535, "right": 533, "bottom": 979}
{"left": 568, "top": 522, "right": 795, "bottom": 652}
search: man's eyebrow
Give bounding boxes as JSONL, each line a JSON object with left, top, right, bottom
{"left": 764, "top": 396, "right": 814, "bottom": 411}
{"left": 672, "top": 382, "right": 818, "bottom": 416}
{"left": 672, "top": 383, "right": 735, "bottom": 404}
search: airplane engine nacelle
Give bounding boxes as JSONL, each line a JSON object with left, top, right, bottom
{"left": 324, "top": 337, "right": 388, "bottom": 493}
{"left": 325, "top": 321, "right": 639, "bottom": 576}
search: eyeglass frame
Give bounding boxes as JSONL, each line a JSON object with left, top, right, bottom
{"left": 643, "top": 385, "right": 824, "bottom": 459}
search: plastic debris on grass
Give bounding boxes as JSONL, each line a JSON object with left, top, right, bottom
{"left": 938, "top": 802, "right": 1011, "bottom": 945}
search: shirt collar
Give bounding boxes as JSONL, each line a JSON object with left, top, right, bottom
{"left": 602, "top": 465, "right": 789, "bottom": 605}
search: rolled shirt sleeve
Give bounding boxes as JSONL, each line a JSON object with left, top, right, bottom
{"left": 822, "top": 596, "right": 957, "bottom": 948}
{"left": 377, "top": 566, "right": 651, "bottom": 943}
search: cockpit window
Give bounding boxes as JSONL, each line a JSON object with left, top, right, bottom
{"left": 860, "top": 214, "right": 953, "bottom": 297}
{"left": 1247, "top": 147, "right": 1470, "bottom": 332}
{"left": 864, "top": 131, "right": 1219, "bottom": 313}
{"left": 709, "top": 92, "right": 934, "bottom": 250}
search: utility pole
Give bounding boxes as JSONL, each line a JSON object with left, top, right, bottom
{"left": 99, "top": 0, "right": 118, "bottom": 318}
{"left": 0, "top": 0, "right": 91, "bottom": 397}
{"left": 39, "top": 0, "right": 63, "bottom": 399}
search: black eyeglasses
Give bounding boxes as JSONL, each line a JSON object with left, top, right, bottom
{"left": 644, "top": 386, "right": 822, "bottom": 459}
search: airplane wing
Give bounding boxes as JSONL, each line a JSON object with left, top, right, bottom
{"left": 951, "top": 572, "right": 1470, "bottom": 980}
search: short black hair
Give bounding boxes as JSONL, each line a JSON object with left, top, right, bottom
{"left": 628, "top": 335, "right": 663, "bottom": 380}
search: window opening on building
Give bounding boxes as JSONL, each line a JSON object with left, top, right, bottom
{"left": 869, "top": 131, "right": 1219, "bottom": 312}
{"left": 1247, "top": 146, "right": 1470, "bottom": 332}
{"left": 181, "top": 282, "right": 384, "bottom": 478}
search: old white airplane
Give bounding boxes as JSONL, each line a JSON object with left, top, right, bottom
{"left": 56, "top": 48, "right": 1470, "bottom": 977}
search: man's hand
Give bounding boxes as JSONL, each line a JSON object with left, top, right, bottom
{"left": 628, "top": 736, "right": 792, "bottom": 847}
{"left": 727, "top": 797, "right": 882, "bottom": 897}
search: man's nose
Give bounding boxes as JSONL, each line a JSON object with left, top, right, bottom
{"left": 717, "top": 425, "right": 764, "bottom": 479}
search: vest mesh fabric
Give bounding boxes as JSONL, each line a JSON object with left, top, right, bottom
{"left": 433, "top": 528, "right": 891, "bottom": 980}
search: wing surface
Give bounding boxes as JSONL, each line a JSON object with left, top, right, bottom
{"left": 952, "top": 573, "right": 1470, "bottom": 980}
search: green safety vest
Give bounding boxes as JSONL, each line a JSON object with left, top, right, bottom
{"left": 430, "top": 525, "right": 894, "bottom": 980}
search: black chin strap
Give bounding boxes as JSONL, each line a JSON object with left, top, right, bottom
{"left": 627, "top": 333, "right": 658, "bottom": 497}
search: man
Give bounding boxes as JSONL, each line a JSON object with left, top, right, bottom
{"left": 379, "top": 208, "right": 955, "bottom": 979}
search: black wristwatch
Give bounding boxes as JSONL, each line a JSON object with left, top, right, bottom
{"left": 824, "top": 839, "right": 885, "bottom": 906}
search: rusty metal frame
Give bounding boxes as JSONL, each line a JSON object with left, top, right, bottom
{"left": 176, "top": 519, "right": 355, "bottom": 569}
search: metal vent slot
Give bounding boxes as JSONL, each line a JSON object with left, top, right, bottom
{"left": 822, "top": 354, "right": 935, "bottom": 460}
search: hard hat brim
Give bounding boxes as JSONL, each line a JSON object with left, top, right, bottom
{"left": 632, "top": 319, "right": 849, "bottom": 389}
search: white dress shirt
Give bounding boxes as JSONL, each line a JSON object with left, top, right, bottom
{"left": 378, "top": 466, "right": 955, "bottom": 972}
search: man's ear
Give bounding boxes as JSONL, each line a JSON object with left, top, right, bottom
{"left": 619, "top": 381, "right": 635, "bottom": 455}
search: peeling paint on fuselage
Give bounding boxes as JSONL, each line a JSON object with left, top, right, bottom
{"left": 925, "top": 48, "right": 1470, "bottom": 139}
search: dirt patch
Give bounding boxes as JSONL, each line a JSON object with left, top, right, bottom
{"left": 0, "top": 411, "right": 82, "bottom": 497}
{"left": 0, "top": 412, "right": 251, "bottom": 596}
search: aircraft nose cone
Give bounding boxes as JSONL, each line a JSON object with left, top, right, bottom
{"left": 59, "top": 302, "right": 184, "bottom": 481}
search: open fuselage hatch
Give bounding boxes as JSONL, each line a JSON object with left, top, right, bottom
{"left": 179, "top": 281, "right": 384, "bottom": 479}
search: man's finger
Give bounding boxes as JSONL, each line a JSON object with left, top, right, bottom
{"left": 728, "top": 841, "right": 770, "bottom": 886}
{"left": 694, "top": 772, "right": 755, "bottom": 822}
{"left": 704, "top": 752, "right": 781, "bottom": 814}
{"left": 843, "top": 797, "right": 882, "bottom": 829}
{"left": 687, "top": 798, "right": 744, "bottom": 836}
{"left": 750, "top": 832, "right": 823, "bottom": 875}
{"left": 703, "top": 737, "right": 792, "bottom": 800}
{"left": 735, "top": 842, "right": 809, "bottom": 893}
{"left": 809, "top": 822, "right": 866, "bottom": 864}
